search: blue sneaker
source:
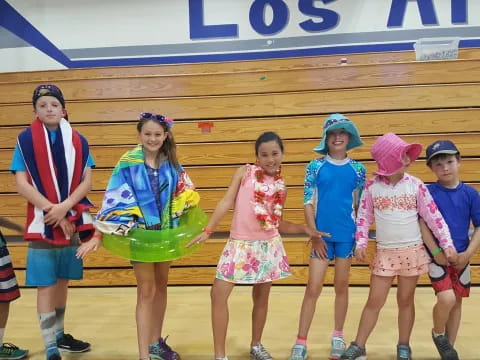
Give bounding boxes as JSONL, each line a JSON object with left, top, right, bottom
{"left": 330, "top": 337, "right": 346, "bottom": 359}
{"left": 149, "top": 336, "right": 180, "bottom": 360}
{"left": 431, "top": 332, "right": 458, "bottom": 360}
{"left": 0, "top": 343, "right": 28, "bottom": 359}
{"left": 47, "top": 353, "right": 61, "bottom": 360}
{"left": 288, "top": 344, "right": 307, "bottom": 360}
{"left": 340, "top": 342, "right": 367, "bottom": 360}
{"left": 397, "top": 344, "right": 412, "bottom": 360}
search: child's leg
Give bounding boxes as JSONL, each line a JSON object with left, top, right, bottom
{"left": 38, "top": 285, "right": 60, "bottom": 358}
{"left": 38, "top": 284, "right": 59, "bottom": 313}
{"left": 396, "top": 275, "right": 419, "bottom": 345}
{"left": 296, "top": 257, "right": 329, "bottom": 339}
{"left": 0, "top": 302, "right": 8, "bottom": 344}
{"left": 0, "top": 302, "right": 28, "bottom": 358}
{"left": 211, "top": 278, "right": 235, "bottom": 358}
{"left": 54, "top": 279, "right": 68, "bottom": 308}
{"left": 151, "top": 262, "right": 171, "bottom": 342}
{"left": 54, "top": 278, "right": 90, "bottom": 353}
{"left": 0, "top": 303, "right": 9, "bottom": 329}
{"left": 432, "top": 289, "right": 456, "bottom": 335}
{"left": 54, "top": 279, "right": 68, "bottom": 340}
{"left": 333, "top": 257, "right": 351, "bottom": 333}
{"left": 251, "top": 282, "right": 272, "bottom": 346}
{"left": 354, "top": 275, "right": 393, "bottom": 347}
{"left": 133, "top": 262, "right": 157, "bottom": 359}
{"left": 445, "top": 296, "right": 463, "bottom": 345}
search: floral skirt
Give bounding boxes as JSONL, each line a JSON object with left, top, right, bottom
{"left": 371, "top": 243, "right": 430, "bottom": 277}
{"left": 216, "top": 236, "right": 291, "bottom": 284}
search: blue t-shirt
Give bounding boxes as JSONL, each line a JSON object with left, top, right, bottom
{"left": 10, "top": 129, "right": 95, "bottom": 172}
{"left": 304, "top": 157, "right": 366, "bottom": 243}
{"left": 427, "top": 182, "right": 480, "bottom": 252}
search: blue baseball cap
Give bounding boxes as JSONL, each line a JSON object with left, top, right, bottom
{"left": 426, "top": 140, "right": 459, "bottom": 163}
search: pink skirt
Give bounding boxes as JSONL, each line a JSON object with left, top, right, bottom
{"left": 371, "top": 243, "right": 430, "bottom": 277}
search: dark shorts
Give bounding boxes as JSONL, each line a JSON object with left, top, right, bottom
{"left": 0, "top": 233, "right": 20, "bottom": 302}
{"left": 429, "top": 262, "right": 470, "bottom": 298}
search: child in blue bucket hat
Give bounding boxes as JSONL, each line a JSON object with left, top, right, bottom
{"left": 289, "top": 113, "right": 365, "bottom": 360}
{"left": 313, "top": 113, "right": 364, "bottom": 154}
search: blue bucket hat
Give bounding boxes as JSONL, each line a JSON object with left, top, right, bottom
{"left": 313, "top": 113, "right": 363, "bottom": 155}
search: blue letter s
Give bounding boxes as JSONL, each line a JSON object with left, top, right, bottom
{"left": 298, "top": 0, "right": 339, "bottom": 32}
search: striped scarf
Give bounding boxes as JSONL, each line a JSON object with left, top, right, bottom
{"left": 17, "top": 118, "right": 94, "bottom": 245}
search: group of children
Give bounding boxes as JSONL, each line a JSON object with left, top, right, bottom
{"left": 0, "top": 84, "right": 478, "bottom": 360}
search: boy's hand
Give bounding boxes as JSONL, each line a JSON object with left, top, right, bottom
{"left": 186, "top": 232, "right": 209, "bottom": 248}
{"left": 452, "top": 251, "right": 469, "bottom": 270}
{"left": 76, "top": 236, "right": 102, "bottom": 259}
{"left": 355, "top": 247, "right": 367, "bottom": 262}
{"left": 58, "top": 218, "right": 75, "bottom": 239}
{"left": 44, "top": 202, "right": 70, "bottom": 226}
{"left": 433, "top": 251, "right": 448, "bottom": 266}
{"left": 444, "top": 248, "right": 458, "bottom": 264}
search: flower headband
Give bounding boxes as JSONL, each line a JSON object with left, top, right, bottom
{"left": 140, "top": 112, "right": 174, "bottom": 129}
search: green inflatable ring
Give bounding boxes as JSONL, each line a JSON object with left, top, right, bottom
{"left": 102, "top": 207, "right": 208, "bottom": 262}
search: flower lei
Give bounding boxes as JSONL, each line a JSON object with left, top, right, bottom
{"left": 253, "top": 164, "right": 286, "bottom": 230}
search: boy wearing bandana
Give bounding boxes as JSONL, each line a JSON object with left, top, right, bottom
{"left": 10, "top": 85, "right": 95, "bottom": 360}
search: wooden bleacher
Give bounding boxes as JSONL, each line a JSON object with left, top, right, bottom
{"left": 0, "top": 49, "right": 479, "bottom": 286}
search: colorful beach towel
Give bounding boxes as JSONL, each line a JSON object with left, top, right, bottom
{"left": 17, "top": 118, "right": 95, "bottom": 245}
{"left": 95, "top": 145, "right": 199, "bottom": 235}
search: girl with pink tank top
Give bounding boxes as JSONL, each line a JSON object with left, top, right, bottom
{"left": 187, "top": 132, "right": 329, "bottom": 360}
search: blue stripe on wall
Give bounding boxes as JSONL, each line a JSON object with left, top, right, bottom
{"left": 67, "top": 39, "right": 480, "bottom": 68}
{"left": 0, "top": 0, "right": 71, "bottom": 67}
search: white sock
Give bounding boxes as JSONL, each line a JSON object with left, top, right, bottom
{"left": 38, "top": 312, "right": 58, "bottom": 356}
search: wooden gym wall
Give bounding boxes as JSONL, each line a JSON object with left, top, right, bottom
{"left": 0, "top": 49, "right": 479, "bottom": 286}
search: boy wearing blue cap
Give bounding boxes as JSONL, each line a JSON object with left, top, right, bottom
{"left": 420, "top": 140, "right": 480, "bottom": 360}
{"left": 289, "top": 113, "right": 365, "bottom": 360}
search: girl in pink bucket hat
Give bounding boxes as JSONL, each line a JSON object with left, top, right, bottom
{"left": 341, "top": 133, "right": 457, "bottom": 360}
{"left": 370, "top": 132, "right": 422, "bottom": 176}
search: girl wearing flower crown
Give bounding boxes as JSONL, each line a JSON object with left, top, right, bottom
{"left": 187, "top": 131, "right": 328, "bottom": 360}
{"left": 340, "top": 133, "right": 457, "bottom": 360}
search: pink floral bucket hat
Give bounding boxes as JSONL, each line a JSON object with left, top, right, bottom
{"left": 371, "top": 133, "right": 422, "bottom": 176}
